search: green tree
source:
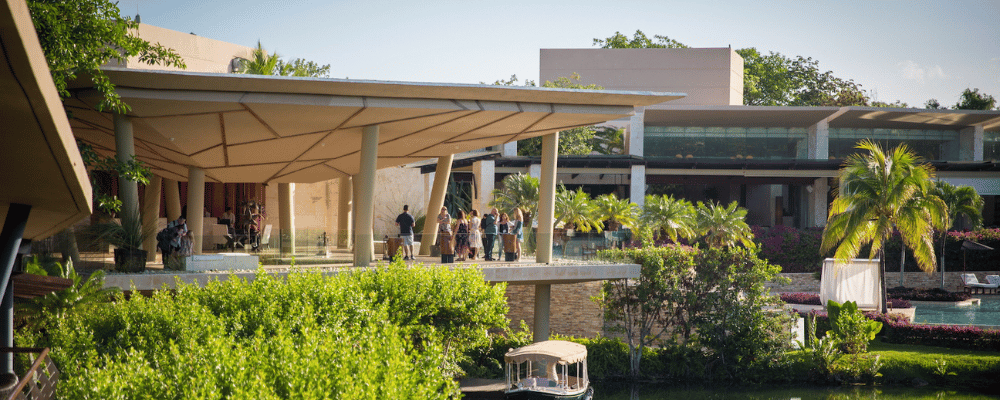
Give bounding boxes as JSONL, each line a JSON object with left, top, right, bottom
{"left": 28, "top": 0, "right": 185, "bottom": 112}
{"left": 925, "top": 98, "right": 944, "bottom": 109}
{"left": 821, "top": 140, "right": 947, "bottom": 313}
{"left": 736, "top": 48, "right": 796, "bottom": 106}
{"left": 593, "top": 30, "right": 688, "bottom": 49}
{"left": 787, "top": 56, "right": 868, "bottom": 106}
{"left": 236, "top": 41, "right": 331, "bottom": 78}
{"left": 954, "top": 88, "right": 997, "bottom": 110}
{"left": 931, "top": 181, "right": 983, "bottom": 287}
{"left": 641, "top": 194, "right": 696, "bottom": 245}
{"left": 871, "top": 100, "right": 909, "bottom": 108}
{"left": 592, "top": 194, "right": 638, "bottom": 231}
{"left": 694, "top": 201, "right": 756, "bottom": 249}
{"left": 590, "top": 126, "right": 626, "bottom": 155}
{"left": 554, "top": 186, "right": 603, "bottom": 232}
{"left": 489, "top": 173, "right": 539, "bottom": 235}
{"left": 517, "top": 74, "right": 604, "bottom": 156}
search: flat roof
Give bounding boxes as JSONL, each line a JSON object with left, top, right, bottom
{"left": 66, "top": 69, "right": 683, "bottom": 183}
{"left": 1, "top": 0, "right": 92, "bottom": 240}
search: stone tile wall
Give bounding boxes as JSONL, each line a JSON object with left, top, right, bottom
{"left": 504, "top": 282, "right": 605, "bottom": 338}
{"left": 767, "top": 271, "right": 1000, "bottom": 293}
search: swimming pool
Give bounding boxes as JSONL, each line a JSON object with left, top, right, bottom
{"left": 911, "top": 297, "right": 1000, "bottom": 327}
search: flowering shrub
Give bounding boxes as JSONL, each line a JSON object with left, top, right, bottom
{"left": 798, "top": 310, "right": 1000, "bottom": 352}
{"left": 887, "top": 287, "right": 971, "bottom": 302}
{"left": 781, "top": 292, "right": 821, "bottom": 305}
{"left": 752, "top": 226, "right": 827, "bottom": 273}
{"left": 885, "top": 228, "right": 1000, "bottom": 272}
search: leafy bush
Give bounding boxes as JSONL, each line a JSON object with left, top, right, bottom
{"left": 781, "top": 292, "right": 821, "bottom": 305}
{"left": 19, "top": 261, "right": 508, "bottom": 399}
{"left": 880, "top": 321, "right": 1000, "bottom": 352}
{"left": 826, "top": 300, "right": 882, "bottom": 354}
{"left": 752, "top": 225, "right": 827, "bottom": 273}
{"left": 884, "top": 228, "right": 1000, "bottom": 272}
{"left": 887, "top": 287, "right": 971, "bottom": 302}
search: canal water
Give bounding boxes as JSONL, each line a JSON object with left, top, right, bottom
{"left": 592, "top": 383, "right": 998, "bottom": 399}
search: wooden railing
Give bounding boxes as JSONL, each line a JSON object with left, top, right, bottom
{"left": 0, "top": 348, "right": 58, "bottom": 400}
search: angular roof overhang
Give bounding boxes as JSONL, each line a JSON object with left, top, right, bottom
{"left": 0, "top": 0, "right": 92, "bottom": 240}
{"left": 66, "top": 69, "right": 684, "bottom": 183}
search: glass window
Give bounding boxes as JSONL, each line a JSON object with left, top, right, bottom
{"left": 986, "top": 131, "right": 1000, "bottom": 162}
{"left": 644, "top": 126, "right": 805, "bottom": 160}
{"left": 828, "top": 128, "right": 960, "bottom": 161}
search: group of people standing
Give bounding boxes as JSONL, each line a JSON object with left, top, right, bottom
{"left": 437, "top": 206, "right": 523, "bottom": 262}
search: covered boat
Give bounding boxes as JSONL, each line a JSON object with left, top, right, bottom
{"left": 504, "top": 340, "right": 592, "bottom": 400}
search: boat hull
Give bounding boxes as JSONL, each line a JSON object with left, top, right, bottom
{"left": 505, "top": 386, "right": 593, "bottom": 400}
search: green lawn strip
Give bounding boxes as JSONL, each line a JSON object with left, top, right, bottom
{"left": 868, "top": 340, "right": 1000, "bottom": 391}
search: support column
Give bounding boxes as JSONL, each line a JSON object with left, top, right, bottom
{"left": 0, "top": 203, "right": 31, "bottom": 374}
{"left": 354, "top": 126, "right": 379, "bottom": 267}
{"left": 627, "top": 107, "right": 644, "bottom": 156}
{"left": 164, "top": 178, "right": 181, "bottom": 221}
{"left": 472, "top": 160, "right": 495, "bottom": 213}
{"left": 278, "top": 183, "right": 295, "bottom": 255}
{"left": 114, "top": 114, "right": 140, "bottom": 220}
{"left": 187, "top": 167, "right": 206, "bottom": 255}
{"left": 959, "top": 125, "right": 984, "bottom": 161}
{"left": 528, "top": 164, "right": 541, "bottom": 179}
{"left": 420, "top": 155, "right": 454, "bottom": 255}
{"left": 630, "top": 165, "right": 646, "bottom": 207}
{"left": 808, "top": 120, "right": 829, "bottom": 160}
{"left": 338, "top": 176, "right": 352, "bottom": 248}
{"left": 808, "top": 178, "right": 829, "bottom": 228}
{"left": 501, "top": 141, "right": 518, "bottom": 157}
{"left": 536, "top": 132, "right": 558, "bottom": 264}
{"left": 533, "top": 284, "right": 551, "bottom": 343}
{"left": 142, "top": 175, "right": 162, "bottom": 261}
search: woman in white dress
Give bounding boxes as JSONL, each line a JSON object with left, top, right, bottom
{"left": 468, "top": 209, "right": 481, "bottom": 260}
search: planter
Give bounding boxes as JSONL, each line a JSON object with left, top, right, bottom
{"left": 113, "top": 248, "right": 147, "bottom": 273}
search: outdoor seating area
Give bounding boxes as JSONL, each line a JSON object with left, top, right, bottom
{"left": 960, "top": 273, "right": 1000, "bottom": 294}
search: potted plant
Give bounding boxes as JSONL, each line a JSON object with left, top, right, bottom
{"left": 90, "top": 209, "right": 153, "bottom": 272}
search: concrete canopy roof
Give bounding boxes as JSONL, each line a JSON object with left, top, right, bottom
{"left": 0, "top": 0, "right": 92, "bottom": 240}
{"left": 66, "top": 69, "right": 683, "bottom": 183}
{"left": 644, "top": 105, "right": 1000, "bottom": 130}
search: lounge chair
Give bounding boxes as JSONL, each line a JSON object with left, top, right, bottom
{"left": 960, "top": 273, "right": 999, "bottom": 294}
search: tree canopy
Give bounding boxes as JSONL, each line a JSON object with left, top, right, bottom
{"left": 953, "top": 88, "right": 996, "bottom": 110}
{"left": 236, "top": 42, "right": 331, "bottom": 77}
{"left": 28, "top": 0, "right": 186, "bottom": 112}
{"left": 593, "top": 30, "right": 688, "bottom": 49}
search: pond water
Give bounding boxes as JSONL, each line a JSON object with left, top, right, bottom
{"left": 593, "top": 383, "right": 997, "bottom": 400}
{"left": 912, "top": 297, "right": 1000, "bottom": 327}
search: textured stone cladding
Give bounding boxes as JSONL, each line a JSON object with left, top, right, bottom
{"left": 504, "top": 282, "right": 605, "bottom": 338}
{"left": 768, "top": 271, "right": 1000, "bottom": 292}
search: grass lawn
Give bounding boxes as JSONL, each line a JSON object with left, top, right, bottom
{"left": 868, "top": 339, "right": 1000, "bottom": 392}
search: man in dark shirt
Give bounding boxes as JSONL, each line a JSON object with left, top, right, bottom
{"left": 395, "top": 205, "right": 416, "bottom": 260}
{"left": 481, "top": 208, "right": 498, "bottom": 261}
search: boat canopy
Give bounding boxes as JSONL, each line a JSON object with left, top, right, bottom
{"left": 504, "top": 340, "right": 587, "bottom": 365}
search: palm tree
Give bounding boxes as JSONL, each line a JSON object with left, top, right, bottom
{"left": 592, "top": 193, "right": 638, "bottom": 231}
{"left": 694, "top": 201, "right": 756, "bottom": 249}
{"left": 554, "top": 186, "right": 603, "bottom": 232}
{"left": 641, "top": 194, "right": 696, "bottom": 244}
{"left": 821, "top": 140, "right": 947, "bottom": 313}
{"left": 236, "top": 41, "right": 280, "bottom": 75}
{"left": 490, "top": 173, "right": 538, "bottom": 232}
{"left": 931, "top": 180, "right": 983, "bottom": 288}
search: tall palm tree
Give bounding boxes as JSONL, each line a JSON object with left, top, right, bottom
{"left": 641, "top": 194, "right": 696, "bottom": 243}
{"left": 236, "top": 41, "right": 280, "bottom": 75}
{"left": 821, "top": 140, "right": 947, "bottom": 312}
{"left": 694, "top": 201, "right": 756, "bottom": 249}
{"left": 931, "top": 180, "right": 983, "bottom": 288}
{"left": 554, "top": 186, "right": 603, "bottom": 232}
{"left": 592, "top": 193, "right": 638, "bottom": 231}
{"left": 490, "top": 173, "right": 538, "bottom": 231}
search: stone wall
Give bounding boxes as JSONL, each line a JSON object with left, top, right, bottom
{"left": 504, "top": 282, "right": 605, "bottom": 338}
{"left": 768, "top": 271, "right": 1000, "bottom": 293}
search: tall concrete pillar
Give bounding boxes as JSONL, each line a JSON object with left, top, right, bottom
{"left": 808, "top": 120, "right": 830, "bottom": 160}
{"left": 420, "top": 155, "right": 454, "bottom": 255}
{"left": 142, "top": 175, "right": 162, "bottom": 261}
{"left": 959, "top": 125, "right": 984, "bottom": 161}
{"left": 278, "top": 183, "right": 295, "bottom": 255}
{"left": 630, "top": 165, "right": 646, "bottom": 207}
{"left": 533, "top": 284, "right": 551, "bottom": 343}
{"left": 338, "top": 176, "right": 352, "bottom": 248}
{"left": 473, "top": 160, "right": 495, "bottom": 213}
{"left": 187, "top": 167, "right": 206, "bottom": 255}
{"left": 113, "top": 114, "right": 140, "bottom": 220}
{"left": 164, "top": 178, "right": 181, "bottom": 221}
{"left": 808, "top": 178, "right": 830, "bottom": 228}
{"left": 536, "top": 132, "right": 558, "bottom": 264}
{"left": 354, "top": 126, "right": 379, "bottom": 267}
{"left": 627, "top": 107, "right": 644, "bottom": 156}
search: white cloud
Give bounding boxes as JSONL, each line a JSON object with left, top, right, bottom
{"left": 898, "top": 60, "right": 950, "bottom": 82}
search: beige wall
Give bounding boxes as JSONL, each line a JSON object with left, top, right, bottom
{"left": 540, "top": 48, "right": 744, "bottom": 106}
{"left": 122, "top": 24, "right": 253, "bottom": 73}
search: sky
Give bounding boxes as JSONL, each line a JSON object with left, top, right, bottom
{"left": 117, "top": 0, "right": 999, "bottom": 108}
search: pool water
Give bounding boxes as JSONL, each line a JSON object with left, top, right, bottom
{"left": 911, "top": 297, "right": 1000, "bottom": 327}
{"left": 593, "top": 384, "right": 997, "bottom": 399}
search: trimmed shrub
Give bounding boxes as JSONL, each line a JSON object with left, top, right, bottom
{"left": 797, "top": 310, "right": 1000, "bottom": 352}
{"left": 887, "top": 287, "right": 972, "bottom": 302}
{"left": 781, "top": 292, "right": 821, "bottom": 305}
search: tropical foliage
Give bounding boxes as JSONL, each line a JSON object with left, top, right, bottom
{"left": 28, "top": 0, "right": 185, "bottom": 112}
{"left": 640, "top": 194, "right": 696, "bottom": 245}
{"left": 931, "top": 181, "right": 983, "bottom": 275}
{"left": 490, "top": 173, "right": 538, "bottom": 230}
{"left": 592, "top": 194, "right": 638, "bottom": 230}
{"left": 694, "top": 201, "right": 756, "bottom": 249}
{"left": 554, "top": 186, "right": 603, "bottom": 232}
{"left": 235, "top": 41, "right": 331, "bottom": 77}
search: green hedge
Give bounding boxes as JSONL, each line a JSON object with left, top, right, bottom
{"left": 20, "top": 261, "right": 508, "bottom": 399}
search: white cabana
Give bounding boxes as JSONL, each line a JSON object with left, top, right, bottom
{"left": 820, "top": 258, "right": 881, "bottom": 309}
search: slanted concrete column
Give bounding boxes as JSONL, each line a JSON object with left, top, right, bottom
{"left": 113, "top": 114, "right": 140, "bottom": 220}
{"left": 420, "top": 155, "right": 454, "bottom": 255}
{"left": 0, "top": 204, "right": 30, "bottom": 373}
{"left": 630, "top": 165, "right": 646, "bottom": 207}
{"left": 959, "top": 125, "right": 984, "bottom": 161}
{"left": 337, "top": 176, "right": 352, "bottom": 249}
{"left": 473, "top": 160, "right": 495, "bottom": 214}
{"left": 164, "top": 178, "right": 181, "bottom": 221}
{"left": 278, "top": 183, "right": 295, "bottom": 255}
{"left": 142, "top": 175, "right": 162, "bottom": 261}
{"left": 808, "top": 120, "right": 829, "bottom": 160}
{"left": 808, "top": 178, "right": 829, "bottom": 228}
{"left": 533, "top": 284, "right": 551, "bottom": 343}
{"left": 354, "top": 126, "right": 379, "bottom": 267}
{"left": 627, "top": 107, "right": 644, "bottom": 156}
{"left": 187, "top": 167, "right": 205, "bottom": 254}
{"left": 536, "top": 132, "right": 558, "bottom": 264}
